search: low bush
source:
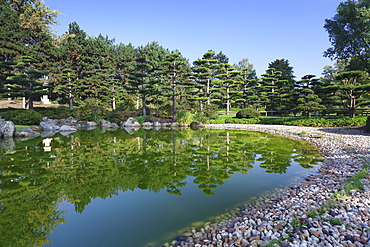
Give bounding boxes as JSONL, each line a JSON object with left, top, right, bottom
{"left": 225, "top": 118, "right": 261, "bottom": 124}
{"left": 0, "top": 110, "right": 43, "bottom": 125}
{"left": 236, "top": 108, "right": 260, "bottom": 118}
{"left": 34, "top": 106, "right": 76, "bottom": 119}
{"left": 75, "top": 98, "right": 108, "bottom": 121}
{"left": 176, "top": 111, "right": 195, "bottom": 124}
{"left": 194, "top": 112, "right": 209, "bottom": 124}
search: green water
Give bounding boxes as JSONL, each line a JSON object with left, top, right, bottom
{"left": 0, "top": 128, "right": 322, "bottom": 247}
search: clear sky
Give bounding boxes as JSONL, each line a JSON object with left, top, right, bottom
{"left": 46, "top": 0, "right": 343, "bottom": 79}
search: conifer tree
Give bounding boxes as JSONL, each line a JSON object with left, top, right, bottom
{"left": 214, "top": 63, "right": 242, "bottom": 115}
{"left": 295, "top": 75, "right": 325, "bottom": 117}
{"left": 325, "top": 71, "right": 370, "bottom": 117}
{"left": 191, "top": 51, "right": 218, "bottom": 112}
{"left": 6, "top": 56, "right": 49, "bottom": 110}
{"left": 126, "top": 57, "right": 152, "bottom": 117}
{"left": 163, "top": 52, "right": 191, "bottom": 119}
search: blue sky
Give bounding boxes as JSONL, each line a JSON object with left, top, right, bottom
{"left": 46, "top": 0, "right": 343, "bottom": 79}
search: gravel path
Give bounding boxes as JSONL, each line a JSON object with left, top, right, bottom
{"left": 169, "top": 124, "right": 370, "bottom": 247}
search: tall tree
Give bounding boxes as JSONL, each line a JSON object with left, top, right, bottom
{"left": 324, "top": 0, "right": 370, "bottom": 71}
{"left": 268, "top": 58, "right": 295, "bottom": 87}
{"left": 214, "top": 63, "right": 242, "bottom": 115}
{"left": 233, "top": 58, "right": 257, "bottom": 108}
{"left": 294, "top": 75, "right": 325, "bottom": 117}
{"left": 325, "top": 71, "right": 370, "bottom": 117}
{"left": 5, "top": 56, "right": 49, "bottom": 110}
{"left": 259, "top": 68, "right": 286, "bottom": 112}
{"left": 162, "top": 51, "right": 191, "bottom": 119}
{"left": 126, "top": 57, "right": 152, "bottom": 117}
{"left": 191, "top": 51, "right": 218, "bottom": 112}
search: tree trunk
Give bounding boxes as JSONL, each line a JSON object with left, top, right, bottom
{"left": 142, "top": 94, "right": 147, "bottom": 117}
{"left": 226, "top": 87, "right": 230, "bottom": 115}
{"left": 28, "top": 96, "right": 34, "bottom": 110}
{"left": 69, "top": 90, "right": 73, "bottom": 110}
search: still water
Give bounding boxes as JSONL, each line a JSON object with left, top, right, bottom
{"left": 0, "top": 128, "right": 322, "bottom": 247}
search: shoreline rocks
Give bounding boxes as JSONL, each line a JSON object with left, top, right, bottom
{"left": 169, "top": 124, "right": 370, "bottom": 247}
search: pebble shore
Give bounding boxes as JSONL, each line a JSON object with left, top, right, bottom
{"left": 169, "top": 124, "right": 370, "bottom": 247}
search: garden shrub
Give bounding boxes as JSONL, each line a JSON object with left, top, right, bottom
{"left": 75, "top": 98, "right": 108, "bottom": 121}
{"left": 0, "top": 110, "right": 43, "bottom": 125}
{"left": 176, "top": 111, "right": 195, "bottom": 124}
{"left": 204, "top": 105, "right": 219, "bottom": 119}
{"left": 194, "top": 112, "right": 209, "bottom": 124}
{"left": 225, "top": 118, "right": 261, "bottom": 124}
{"left": 236, "top": 108, "right": 260, "bottom": 118}
{"left": 35, "top": 106, "right": 76, "bottom": 119}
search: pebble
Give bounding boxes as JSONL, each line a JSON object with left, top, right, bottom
{"left": 169, "top": 125, "right": 370, "bottom": 247}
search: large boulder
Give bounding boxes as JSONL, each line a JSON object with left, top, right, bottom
{"left": 40, "top": 119, "right": 60, "bottom": 131}
{"left": 122, "top": 117, "right": 141, "bottom": 127}
{"left": 86, "top": 121, "right": 97, "bottom": 128}
{"left": 59, "top": 125, "right": 77, "bottom": 132}
{"left": 15, "top": 127, "right": 41, "bottom": 138}
{"left": 100, "top": 120, "right": 119, "bottom": 129}
{"left": 0, "top": 121, "right": 15, "bottom": 138}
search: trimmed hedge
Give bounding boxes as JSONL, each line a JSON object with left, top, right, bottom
{"left": 0, "top": 110, "right": 43, "bottom": 125}
{"left": 209, "top": 116, "right": 367, "bottom": 127}
{"left": 236, "top": 108, "right": 260, "bottom": 118}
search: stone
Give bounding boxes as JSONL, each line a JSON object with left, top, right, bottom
{"left": 59, "top": 125, "right": 77, "bottom": 132}
{"left": 170, "top": 122, "right": 180, "bottom": 128}
{"left": 14, "top": 127, "right": 40, "bottom": 138}
{"left": 0, "top": 121, "right": 15, "bottom": 137}
{"left": 142, "top": 122, "right": 153, "bottom": 127}
{"left": 0, "top": 137, "right": 15, "bottom": 151}
{"left": 86, "top": 121, "right": 97, "bottom": 127}
{"left": 40, "top": 119, "right": 60, "bottom": 131}
{"left": 122, "top": 117, "right": 141, "bottom": 127}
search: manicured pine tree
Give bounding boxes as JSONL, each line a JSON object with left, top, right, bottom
{"left": 7, "top": 56, "right": 49, "bottom": 110}
{"left": 162, "top": 51, "right": 191, "bottom": 120}
{"left": 54, "top": 68, "right": 76, "bottom": 109}
{"left": 136, "top": 42, "right": 168, "bottom": 115}
{"left": 191, "top": 51, "right": 218, "bottom": 112}
{"left": 233, "top": 58, "right": 258, "bottom": 108}
{"left": 325, "top": 71, "right": 370, "bottom": 118}
{"left": 294, "top": 75, "right": 325, "bottom": 117}
{"left": 126, "top": 57, "right": 152, "bottom": 117}
{"left": 259, "top": 68, "right": 285, "bottom": 112}
{"left": 214, "top": 63, "right": 242, "bottom": 115}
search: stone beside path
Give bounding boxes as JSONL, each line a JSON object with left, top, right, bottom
{"left": 170, "top": 124, "right": 370, "bottom": 247}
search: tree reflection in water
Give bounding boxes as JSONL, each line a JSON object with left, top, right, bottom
{"left": 0, "top": 128, "right": 321, "bottom": 246}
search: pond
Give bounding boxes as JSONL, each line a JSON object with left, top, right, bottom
{"left": 0, "top": 128, "right": 322, "bottom": 247}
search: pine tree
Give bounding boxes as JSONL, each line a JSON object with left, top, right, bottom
{"left": 162, "top": 51, "right": 191, "bottom": 119}
{"left": 295, "top": 75, "right": 325, "bottom": 117}
{"left": 126, "top": 57, "right": 152, "bottom": 117}
{"left": 325, "top": 71, "right": 370, "bottom": 117}
{"left": 191, "top": 51, "right": 218, "bottom": 112}
{"left": 214, "top": 63, "right": 242, "bottom": 115}
{"left": 6, "top": 56, "right": 49, "bottom": 110}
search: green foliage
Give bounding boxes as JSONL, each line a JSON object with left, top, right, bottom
{"left": 366, "top": 116, "right": 370, "bottom": 133}
{"left": 34, "top": 107, "right": 76, "bottom": 119}
{"left": 204, "top": 104, "right": 219, "bottom": 119}
{"left": 194, "top": 112, "right": 209, "bottom": 124}
{"left": 175, "top": 111, "right": 195, "bottom": 123}
{"left": 236, "top": 108, "right": 261, "bottom": 118}
{"left": 75, "top": 98, "right": 108, "bottom": 121}
{"left": 0, "top": 109, "right": 42, "bottom": 125}
{"left": 209, "top": 115, "right": 367, "bottom": 127}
